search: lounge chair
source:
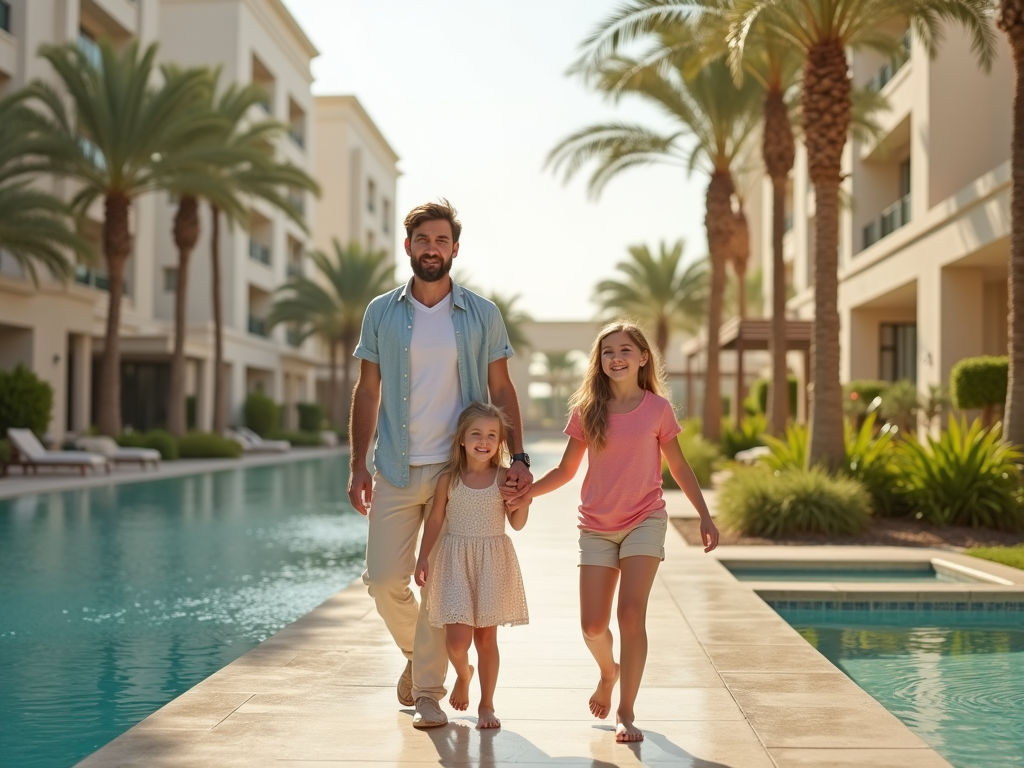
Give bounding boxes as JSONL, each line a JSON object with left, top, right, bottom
{"left": 6, "top": 428, "right": 111, "bottom": 476}
{"left": 75, "top": 436, "right": 161, "bottom": 469}
{"left": 227, "top": 427, "right": 291, "bottom": 453}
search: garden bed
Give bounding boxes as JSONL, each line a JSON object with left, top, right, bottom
{"left": 672, "top": 516, "right": 1024, "bottom": 549}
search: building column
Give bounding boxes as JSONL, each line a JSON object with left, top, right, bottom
{"left": 939, "top": 267, "right": 984, "bottom": 390}
{"left": 71, "top": 334, "right": 92, "bottom": 434}
{"left": 230, "top": 362, "right": 246, "bottom": 428}
{"left": 195, "top": 357, "right": 213, "bottom": 432}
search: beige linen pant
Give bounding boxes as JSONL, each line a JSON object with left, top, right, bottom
{"left": 362, "top": 464, "right": 449, "bottom": 702}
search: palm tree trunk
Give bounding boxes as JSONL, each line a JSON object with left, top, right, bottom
{"left": 655, "top": 317, "right": 669, "bottom": 364}
{"left": 96, "top": 193, "right": 132, "bottom": 436}
{"left": 168, "top": 195, "right": 200, "bottom": 437}
{"left": 210, "top": 204, "right": 227, "bottom": 434}
{"left": 731, "top": 209, "right": 751, "bottom": 319}
{"left": 341, "top": 333, "right": 356, "bottom": 421}
{"left": 764, "top": 88, "right": 797, "bottom": 435}
{"left": 328, "top": 340, "right": 339, "bottom": 428}
{"left": 802, "top": 42, "right": 851, "bottom": 469}
{"left": 702, "top": 170, "right": 735, "bottom": 443}
{"left": 998, "top": 3, "right": 1024, "bottom": 444}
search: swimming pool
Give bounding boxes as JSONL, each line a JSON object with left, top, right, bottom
{"left": 726, "top": 561, "right": 992, "bottom": 583}
{"left": 776, "top": 606, "right": 1024, "bottom": 768}
{"left": 0, "top": 455, "right": 365, "bottom": 768}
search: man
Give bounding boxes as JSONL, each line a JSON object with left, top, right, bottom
{"left": 348, "top": 199, "right": 533, "bottom": 728}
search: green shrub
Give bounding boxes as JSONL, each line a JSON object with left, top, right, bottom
{"left": 0, "top": 438, "right": 11, "bottom": 467}
{"left": 950, "top": 356, "right": 1007, "bottom": 424}
{"left": 843, "top": 379, "right": 887, "bottom": 420}
{"left": 719, "top": 466, "right": 872, "bottom": 537}
{"left": 296, "top": 402, "right": 325, "bottom": 433}
{"left": 720, "top": 414, "right": 767, "bottom": 459}
{"left": 142, "top": 429, "right": 179, "bottom": 460}
{"left": 663, "top": 426, "right": 720, "bottom": 489}
{"left": 761, "top": 423, "right": 808, "bottom": 471}
{"left": 270, "top": 429, "right": 323, "bottom": 447}
{"left": 966, "top": 546, "right": 1024, "bottom": 572}
{"left": 186, "top": 396, "right": 197, "bottom": 430}
{"left": 894, "top": 417, "right": 1024, "bottom": 531}
{"left": 244, "top": 392, "right": 280, "bottom": 438}
{"left": 0, "top": 364, "right": 54, "bottom": 436}
{"left": 746, "top": 376, "right": 798, "bottom": 417}
{"left": 879, "top": 379, "right": 920, "bottom": 435}
{"left": 178, "top": 432, "right": 243, "bottom": 459}
{"left": 116, "top": 432, "right": 146, "bottom": 448}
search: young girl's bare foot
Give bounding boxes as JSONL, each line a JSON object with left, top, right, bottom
{"left": 589, "top": 663, "right": 619, "bottom": 719}
{"left": 449, "top": 666, "right": 474, "bottom": 711}
{"left": 615, "top": 711, "right": 644, "bottom": 743}
{"left": 477, "top": 705, "right": 501, "bottom": 729}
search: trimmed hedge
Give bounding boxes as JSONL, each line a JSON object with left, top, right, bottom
{"left": 296, "top": 402, "right": 325, "bottom": 433}
{"left": 117, "top": 429, "right": 179, "bottom": 460}
{"left": 950, "top": 356, "right": 1007, "bottom": 413}
{"left": 0, "top": 438, "right": 10, "bottom": 467}
{"left": 270, "top": 429, "right": 323, "bottom": 447}
{"left": 0, "top": 364, "right": 54, "bottom": 436}
{"left": 719, "top": 466, "right": 872, "bottom": 537}
{"left": 746, "top": 376, "right": 798, "bottom": 417}
{"left": 244, "top": 392, "right": 280, "bottom": 438}
{"left": 178, "top": 432, "right": 243, "bottom": 459}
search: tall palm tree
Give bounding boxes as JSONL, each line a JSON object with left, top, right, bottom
{"left": 549, "top": 52, "right": 762, "bottom": 442}
{"left": 12, "top": 40, "right": 216, "bottom": 435}
{"left": 542, "top": 351, "right": 583, "bottom": 421}
{"left": 0, "top": 101, "right": 88, "bottom": 283}
{"left": 998, "top": 2, "right": 1024, "bottom": 444}
{"left": 268, "top": 241, "right": 392, "bottom": 427}
{"left": 574, "top": 0, "right": 802, "bottom": 436}
{"left": 488, "top": 292, "right": 533, "bottom": 352}
{"left": 728, "top": 0, "right": 996, "bottom": 466}
{"left": 593, "top": 240, "right": 708, "bottom": 359}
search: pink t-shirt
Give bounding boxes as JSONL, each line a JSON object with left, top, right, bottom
{"left": 564, "top": 391, "right": 682, "bottom": 532}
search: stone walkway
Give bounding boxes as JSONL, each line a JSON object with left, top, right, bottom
{"left": 77, "top": 480, "right": 961, "bottom": 767}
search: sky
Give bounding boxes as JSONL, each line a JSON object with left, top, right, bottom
{"left": 281, "top": 0, "right": 707, "bottom": 321}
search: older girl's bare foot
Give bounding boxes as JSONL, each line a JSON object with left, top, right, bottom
{"left": 449, "top": 666, "right": 474, "bottom": 711}
{"left": 589, "top": 664, "right": 619, "bottom": 719}
{"left": 615, "top": 713, "right": 644, "bottom": 743}
{"left": 477, "top": 705, "right": 501, "bottom": 729}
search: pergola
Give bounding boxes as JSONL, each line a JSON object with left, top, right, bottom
{"left": 683, "top": 317, "right": 814, "bottom": 425}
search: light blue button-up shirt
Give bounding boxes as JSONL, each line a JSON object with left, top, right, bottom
{"left": 354, "top": 278, "right": 514, "bottom": 487}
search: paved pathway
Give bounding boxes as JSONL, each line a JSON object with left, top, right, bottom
{"left": 78, "top": 479, "right": 956, "bottom": 767}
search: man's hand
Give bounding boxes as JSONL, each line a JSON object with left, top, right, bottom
{"left": 502, "top": 461, "right": 533, "bottom": 503}
{"left": 414, "top": 556, "right": 429, "bottom": 587}
{"left": 700, "top": 517, "right": 720, "bottom": 553}
{"left": 348, "top": 466, "right": 373, "bottom": 515}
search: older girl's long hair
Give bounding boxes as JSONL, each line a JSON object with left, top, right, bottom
{"left": 444, "top": 402, "right": 512, "bottom": 487}
{"left": 567, "top": 321, "right": 668, "bottom": 452}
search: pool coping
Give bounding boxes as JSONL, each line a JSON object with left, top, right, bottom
{"left": 75, "top": 480, "right": 975, "bottom": 767}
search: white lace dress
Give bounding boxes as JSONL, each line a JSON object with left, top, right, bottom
{"left": 427, "top": 473, "right": 529, "bottom": 628}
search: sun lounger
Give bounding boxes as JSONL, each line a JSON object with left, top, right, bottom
{"left": 75, "top": 436, "right": 161, "bottom": 469}
{"left": 6, "top": 428, "right": 111, "bottom": 476}
{"left": 227, "top": 427, "right": 291, "bottom": 453}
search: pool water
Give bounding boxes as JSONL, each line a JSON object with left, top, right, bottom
{"left": 0, "top": 455, "right": 365, "bottom": 768}
{"left": 729, "top": 565, "right": 976, "bottom": 583}
{"left": 778, "top": 608, "right": 1024, "bottom": 768}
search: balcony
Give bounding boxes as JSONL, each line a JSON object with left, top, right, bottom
{"left": 286, "top": 261, "right": 303, "bottom": 279}
{"left": 75, "top": 265, "right": 127, "bottom": 294}
{"left": 287, "top": 191, "right": 305, "bottom": 216}
{"left": 288, "top": 127, "right": 305, "bottom": 149}
{"left": 248, "top": 315, "right": 268, "bottom": 337}
{"left": 286, "top": 328, "right": 303, "bottom": 347}
{"left": 249, "top": 240, "right": 271, "bottom": 265}
{"left": 862, "top": 194, "right": 911, "bottom": 249}
{"left": 866, "top": 31, "right": 911, "bottom": 92}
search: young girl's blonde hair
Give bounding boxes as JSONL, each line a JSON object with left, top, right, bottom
{"left": 444, "top": 402, "right": 513, "bottom": 487}
{"left": 568, "top": 320, "right": 669, "bottom": 452}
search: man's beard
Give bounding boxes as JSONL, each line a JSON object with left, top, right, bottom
{"left": 410, "top": 254, "right": 453, "bottom": 283}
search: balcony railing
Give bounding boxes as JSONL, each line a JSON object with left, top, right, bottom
{"left": 288, "top": 128, "right": 305, "bottom": 149}
{"left": 249, "top": 240, "right": 271, "bottom": 265}
{"left": 75, "top": 266, "right": 113, "bottom": 292}
{"left": 248, "top": 315, "right": 268, "bottom": 337}
{"left": 286, "top": 329, "right": 303, "bottom": 347}
{"left": 287, "top": 192, "right": 305, "bottom": 216}
{"left": 1, "top": 1, "right": 11, "bottom": 33}
{"left": 866, "top": 31, "right": 911, "bottom": 92}
{"left": 862, "top": 194, "right": 911, "bottom": 249}
{"left": 286, "top": 261, "right": 303, "bottom": 279}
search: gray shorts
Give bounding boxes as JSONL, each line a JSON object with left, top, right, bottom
{"left": 578, "top": 515, "right": 668, "bottom": 569}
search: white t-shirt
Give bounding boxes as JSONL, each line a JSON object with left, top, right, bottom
{"left": 408, "top": 292, "right": 462, "bottom": 465}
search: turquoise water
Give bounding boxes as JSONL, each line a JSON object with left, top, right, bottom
{"left": 729, "top": 565, "right": 975, "bottom": 583}
{"left": 0, "top": 456, "right": 365, "bottom": 768}
{"left": 778, "top": 608, "right": 1024, "bottom": 768}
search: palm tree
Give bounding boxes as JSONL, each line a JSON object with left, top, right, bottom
{"left": 488, "top": 292, "right": 533, "bottom": 352}
{"left": 549, "top": 51, "right": 762, "bottom": 443}
{"left": 728, "top": 0, "right": 996, "bottom": 466}
{"left": 12, "top": 40, "right": 216, "bottom": 435}
{"left": 542, "top": 351, "right": 583, "bottom": 421}
{"left": 998, "top": 3, "right": 1024, "bottom": 444}
{"left": 268, "top": 241, "right": 392, "bottom": 427}
{"left": 593, "top": 240, "right": 708, "bottom": 359}
{"left": 574, "top": 0, "right": 802, "bottom": 436}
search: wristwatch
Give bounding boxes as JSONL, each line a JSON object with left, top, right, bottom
{"left": 510, "top": 452, "right": 531, "bottom": 468}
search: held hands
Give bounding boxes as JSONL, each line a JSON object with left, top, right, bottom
{"left": 700, "top": 516, "right": 720, "bottom": 553}
{"left": 500, "top": 461, "right": 533, "bottom": 504}
{"left": 414, "top": 556, "right": 429, "bottom": 587}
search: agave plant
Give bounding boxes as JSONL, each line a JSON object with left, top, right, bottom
{"left": 895, "top": 418, "right": 1024, "bottom": 531}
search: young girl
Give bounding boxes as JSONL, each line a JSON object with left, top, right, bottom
{"left": 415, "top": 402, "right": 530, "bottom": 730}
{"left": 531, "top": 321, "right": 719, "bottom": 743}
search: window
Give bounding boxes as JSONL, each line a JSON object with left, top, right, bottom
{"left": 382, "top": 198, "right": 391, "bottom": 233}
{"left": 78, "top": 29, "right": 101, "bottom": 69}
{"left": 0, "top": 2, "right": 11, "bottom": 33}
{"left": 163, "top": 267, "right": 178, "bottom": 292}
{"left": 367, "top": 179, "right": 376, "bottom": 213}
{"left": 880, "top": 323, "right": 917, "bottom": 383}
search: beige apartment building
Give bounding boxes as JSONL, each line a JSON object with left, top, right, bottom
{"left": 0, "top": 0, "right": 401, "bottom": 438}
{"left": 744, "top": 24, "right": 1014, "bottom": 413}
